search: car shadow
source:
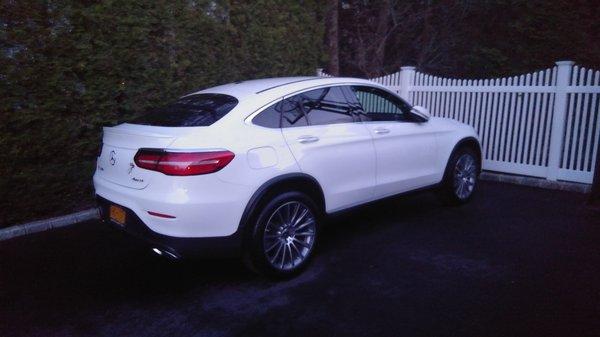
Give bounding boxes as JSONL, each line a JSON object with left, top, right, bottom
{"left": 0, "top": 186, "right": 456, "bottom": 316}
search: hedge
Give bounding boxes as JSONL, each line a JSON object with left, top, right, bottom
{"left": 0, "top": 0, "right": 325, "bottom": 227}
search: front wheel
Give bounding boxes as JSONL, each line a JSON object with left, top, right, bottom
{"left": 440, "top": 147, "right": 479, "bottom": 205}
{"left": 243, "top": 191, "right": 320, "bottom": 278}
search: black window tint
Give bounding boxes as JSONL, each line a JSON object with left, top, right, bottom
{"left": 132, "top": 94, "right": 238, "bottom": 127}
{"left": 280, "top": 98, "right": 309, "bottom": 128}
{"left": 290, "top": 86, "right": 354, "bottom": 126}
{"left": 253, "top": 86, "right": 356, "bottom": 129}
{"left": 351, "top": 86, "right": 411, "bottom": 122}
{"left": 307, "top": 87, "right": 354, "bottom": 125}
{"left": 253, "top": 102, "right": 281, "bottom": 128}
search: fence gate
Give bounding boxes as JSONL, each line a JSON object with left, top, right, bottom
{"left": 317, "top": 61, "right": 600, "bottom": 184}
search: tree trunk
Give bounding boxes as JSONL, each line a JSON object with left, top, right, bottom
{"left": 325, "top": 0, "right": 339, "bottom": 76}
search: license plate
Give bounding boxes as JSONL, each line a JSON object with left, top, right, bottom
{"left": 109, "top": 205, "right": 126, "bottom": 226}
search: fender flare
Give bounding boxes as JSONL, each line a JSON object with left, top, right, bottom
{"left": 443, "top": 137, "right": 483, "bottom": 178}
{"left": 237, "top": 173, "right": 325, "bottom": 233}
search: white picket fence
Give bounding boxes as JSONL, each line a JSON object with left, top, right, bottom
{"left": 317, "top": 61, "right": 600, "bottom": 184}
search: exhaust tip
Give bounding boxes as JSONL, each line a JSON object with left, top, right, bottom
{"left": 151, "top": 247, "right": 180, "bottom": 260}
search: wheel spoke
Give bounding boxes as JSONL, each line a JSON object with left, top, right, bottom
{"left": 286, "top": 244, "right": 294, "bottom": 267}
{"left": 277, "top": 209, "right": 286, "bottom": 226}
{"left": 296, "top": 219, "right": 314, "bottom": 231}
{"left": 292, "top": 209, "right": 308, "bottom": 227}
{"left": 270, "top": 242, "right": 284, "bottom": 264}
{"left": 285, "top": 203, "right": 293, "bottom": 222}
{"left": 280, "top": 243, "right": 287, "bottom": 269}
{"left": 290, "top": 242, "right": 302, "bottom": 260}
{"left": 265, "top": 240, "right": 281, "bottom": 253}
{"left": 293, "top": 237, "right": 311, "bottom": 249}
{"left": 295, "top": 230, "right": 315, "bottom": 237}
{"left": 289, "top": 203, "right": 300, "bottom": 224}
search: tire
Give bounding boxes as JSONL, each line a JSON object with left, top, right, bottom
{"left": 439, "top": 146, "right": 480, "bottom": 205}
{"left": 243, "top": 191, "right": 320, "bottom": 278}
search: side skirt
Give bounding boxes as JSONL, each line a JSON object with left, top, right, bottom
{"left": 326, "top": 182, "right": 442, "bottom": 218}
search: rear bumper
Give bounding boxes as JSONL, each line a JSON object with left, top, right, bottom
{"left": 93, "top": 172, "right": 254, "bottom": 238}
{"left": 97, "top": 196, "right": 243, "bottom": 258}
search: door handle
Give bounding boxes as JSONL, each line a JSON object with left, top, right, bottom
{"left": 296, "top": 135, "right": 320, "bottom": 144}
{"left": 373, "top": 128, "right": 390, "bottom": 135}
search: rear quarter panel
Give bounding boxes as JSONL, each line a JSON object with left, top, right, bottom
{"left": 167, "top": 98, "right": 301, "bottom": 190}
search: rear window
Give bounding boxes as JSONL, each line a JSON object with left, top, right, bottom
{"left": 131, "top": 94, "right": 238, "bottom": 127}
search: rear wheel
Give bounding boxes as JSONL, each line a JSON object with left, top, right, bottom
{"left": 440, "top": 147, "right": 479, "bottom": 205}
{"left": 243, "top": 191, "right": 319, "bottom": 278}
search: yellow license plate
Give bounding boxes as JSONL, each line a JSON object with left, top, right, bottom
{"left": 109, "top": 205, "right": 126, "bottom": 225}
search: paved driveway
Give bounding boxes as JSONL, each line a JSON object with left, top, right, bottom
{"left": 1, "top": 181, "right": 599, "bottom": 337}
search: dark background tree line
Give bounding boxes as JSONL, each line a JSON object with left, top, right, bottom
{"left": 330, "top": 0, "right": 600, "bottom": 78}
{"left": 1, "top": 0, "right": 598, "bottom": 226}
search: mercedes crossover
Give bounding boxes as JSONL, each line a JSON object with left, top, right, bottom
{"left": 94, "top": 77, "right": 481, "bottom": 277}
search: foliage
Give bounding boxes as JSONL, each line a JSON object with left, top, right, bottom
{"left": 0, "top": 0, "right": 324, "bottom": 227}
{"left": 3, "top": 0, "right": 599, "bottom": 227}
{"left": 338, "top": 0, "right": 600, "bottom": 78}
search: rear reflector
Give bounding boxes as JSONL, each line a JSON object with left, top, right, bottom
{"left": 147, "top": 211, "right": 176, "bottom": 219}
{"left": 134, "top": 149, "right": 235, "bottom": 176}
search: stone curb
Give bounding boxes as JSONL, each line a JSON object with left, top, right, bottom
{"left": 480, "top": 171, "right": 590, "bottom": 193}
{"left": 0, "top": 208, "right": 100, "bottom": 241}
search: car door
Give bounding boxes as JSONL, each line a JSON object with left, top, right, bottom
{"left": 348, "top": 85, "right": 439, "bottom": 198}
{"left": 279, "top": 86, "right": 376, "bottom": 212}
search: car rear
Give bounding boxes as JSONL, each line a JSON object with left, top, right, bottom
{"left": 93, "top": 94, "right": 257, "bottom": 257}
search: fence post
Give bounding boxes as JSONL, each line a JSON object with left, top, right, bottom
{"left": 399, "top": 66, "right": 416, "bottom": 103}
{"left": 546, "top": 60, "right": 574, "bottom": 181}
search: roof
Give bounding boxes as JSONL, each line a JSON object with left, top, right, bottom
{"left": 186, "top": 76, "right": 378, "bottom": 100}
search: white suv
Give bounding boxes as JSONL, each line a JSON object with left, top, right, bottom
{"left": 94, "top": 77, "right": 481, "bottom": 277}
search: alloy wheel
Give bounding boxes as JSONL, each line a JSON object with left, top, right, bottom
{"left": 263, "top": 201, "right": 316, "bottom": 271}
{"left": 453, "top": 154, "right": 477, "bottom": 200}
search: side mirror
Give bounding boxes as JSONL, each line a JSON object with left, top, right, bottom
{"left": 410, "top": 105, "right": 431, "bottom": 122}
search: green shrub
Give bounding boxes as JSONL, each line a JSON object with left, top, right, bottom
{"left": 0, "top": 0, "right": 324, "bottom": 226}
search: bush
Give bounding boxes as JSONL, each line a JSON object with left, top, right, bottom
{"left": 0, "top": 0, "right": 324, "bottom": 227}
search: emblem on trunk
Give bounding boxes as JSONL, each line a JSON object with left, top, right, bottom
{"left": 128, "top": 163, "right": 134, "bottom": 174}
{"left": 109, "top": 150, "right": 116, "bottom": 166}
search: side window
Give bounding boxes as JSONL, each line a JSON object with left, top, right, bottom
{"left": 280, "top": 98, "right": 309, "bottom": 128}
{"left": 350, "top": 86, "right": 412, "bottom": 122}
{"left": 341, "top": 86, "right": 370, "bottom": 122}
{"left": 252, "top": 86, "right": 355, "bottom": 128}
{"left": 252, "top": 102, "right": 281, "bottom": 128}
{"left": 295, "top": 86, "right": 354, "bottom": 126}
{"left": 252, "top": 98, "right": 310, "bottom": 128}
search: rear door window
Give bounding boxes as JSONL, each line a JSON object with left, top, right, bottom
{"left": 253, "top": 86, "right": 355, "bottom": 128}
{"left": 280, "top": 98, "right": 309, "bottom": 128}
{"left": 132, "top": 94, "right": 238, "bottom": 127}
{"left": 297, "top": 86, "right": 354, "bottom": 126}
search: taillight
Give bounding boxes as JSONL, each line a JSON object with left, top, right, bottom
{"left": 134, "top": 149, "right": 235, "bottom": 176}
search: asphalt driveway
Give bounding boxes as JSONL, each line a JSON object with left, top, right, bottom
{"left": 1, "top": 181, "right": 599, "bottom": 337}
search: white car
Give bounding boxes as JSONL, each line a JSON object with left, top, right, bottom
{"left": 94, "top": 77, "right": 481, "bottom": 277}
